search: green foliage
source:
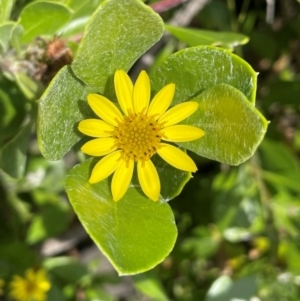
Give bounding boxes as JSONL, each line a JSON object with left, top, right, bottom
{"left": 44, "top": 257, "right": 88, "bottom": 283}
{"left": 1, "top": 0, "right": 299, "bottom": 299}
{"left": 19, "top": 1, "right": 72, "bottom": 42}
{"left": 183, "top": 84, "right": 267, "bottom": 165}
{"left": 205, "top": 275, "right": 257, "bottom": 301}
{"left": 0, "top": 121, "right": 31, "bottom": 178}
{"left": 35, "top": 0, "right": 266, "bottom": 275}
{"left": 26, "top": 201, "right": 70, "bottom": 244}
{"left": 165, "top": 24, "right": 249, "bottom": 49}
{"left": 133, "top": 273, "right": 169, "bottom": 300}
{"left": 151, "top": 46, "right": 257, "bottom": 104}
{"left": 0, "top": 0, "right": 15, "bottom": 24}
{"left": 0, "top": 22, "right": 15, "bottom": 52}
{"left": 38, "top": 66, "right": 88, "bottom": 160}
{"left": 72, "top": 0, "right": 164, "bottom": 95}
{"left": 65, "top": 158, "right": 177, "bottom": 275}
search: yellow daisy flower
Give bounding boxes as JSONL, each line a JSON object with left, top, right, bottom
{"left": 79, "top": 70, "right": 204, "bottom": 201}
{"left": 9, "top": 268, "right": 50, "bottom": 301}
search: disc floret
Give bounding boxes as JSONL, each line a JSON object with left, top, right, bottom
{"left": 113, "top": 111, "right": 165, "bottom": 163}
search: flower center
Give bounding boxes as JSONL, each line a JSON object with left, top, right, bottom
{"left": 25, "top": 280, "right": 36, "bottom": 294}
{"left": 112, "top": 112, "right": 164, "bottom": 162}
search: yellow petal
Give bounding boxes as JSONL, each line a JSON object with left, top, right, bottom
{"left": 111, "top": 159, "right": 134, "bottom": 201}
{"left": 137, "top": 160, "right": 160, "bottom": 201}
{"left": 26, "top": 269, "right": 35, "bottom": 281}
{"left": 157, "top": 143, "right": 197, "bottom": 172}
{"left": 133, "top": 70, "right": 150, "bottom": 113}
{"left": 35, "top": 269, "right": 47, "bottom": 282}
{"left": 10, "top": 276, "right": 22, "bottom": 285}
{"left": 158, "top": 101, "right": 198, "bottom": 127}
{"left": 89, "top": 151, "right": 121, "bottom": 183}
{"left": 78, "top": 119, "right": 115, "bottom": 137}
{"left": 162, "top": 125, "right": 205, "bottom": 142}
{"left": 88, "top": 94, "right": 123, "bottom": 126}
{"left": 114, "top": 70, "right": 134, "bottom": 115}
{"left": 147, "top": 83, "right": 175, "bottom": 120}
{"left": 81, "top": 138, "right": 116, "bottom": 156}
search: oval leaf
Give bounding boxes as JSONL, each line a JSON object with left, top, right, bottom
{"left": 0, "top": 0, "right": 14, "bottom": 23}
{"left": 19, "top": 1, "right": 72, "bottom": 42}
{"left": 72, "top": 0, "right": 164, "bottom": 97}
{"left": 165, "top": 24, "right": 249, "bottom": 49}
{"left": 151, "top": 154, "right": 191, "bottom": 201}
{"left": 0, "top": 88, "right": 16, "bottom": 145}
{"left": 0, "top": 121, "right": 31, "bottom": 178}
{"left": 181, "top": 84, "right": 268, "bottom": 165}
{"left": 0, "top": 22, "right": 15, "bottom": 52}
{"left": 37, "top": 66, "right": 89, "bottom": 160}
{"left": 151, "top": 46, "right": 257, "bottom": 104}
{"left": 65, "top": 158, "right": 177, "bottom": 275}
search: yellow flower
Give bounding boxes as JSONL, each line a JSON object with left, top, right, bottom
{"left": 10, "top": 268, "right": 50, "bottom": 301}
{"left": 0, "top": 278, "right": 5, "bottom": 295}
{"left": 79, "top": 70, "right": 204, "bottom": 201}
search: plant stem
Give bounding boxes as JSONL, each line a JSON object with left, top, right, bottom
{"left": 150, "top": 0, "right": 188, "bottom": 13}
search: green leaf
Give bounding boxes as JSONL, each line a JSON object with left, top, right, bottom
{"left": 0, "top": 121, "right": 32, "bottom": 178}
{"left": 65, "top": 158, "right": 177, "bottom": 275}
{"left": 212, "top": 163, "right": 263, "bottom": 232}
{"left": 205, "top": 275, "right": 257, "bottom": 301}
{"left": 10, "top": 23, "right": 24, "bottom": 51}
{"left": 0, "top": 87, "right": 16, "bottom": 145}
{"left": 67, "top": 0, "right": 104, "bottom": 17}
{"left": 151, "top": 45, "right": 258, "bottom": 105}
{"left": 262, "top": 171, "right": 300, "bottom": 193}
{"left": 15, "top": 72, "right": 41, "bottom": 100}
{"left": 0, "top": 0, "right": 15, "bottom": 23}
{"left": 165, "top": 24, "right": 249, "bottom": 48}
{"left": 26, "top": 202, "right": 70, "bottom": 244}
{"left": 0, "top": 242, "right": 36, "bottom": 277}
{"left": 37, "top": 66, "right": 89, "bottom": 160}
{"left": 44, "top": 257, "right": 87, "bottom": 283}
{"left": 60, "top": 0, "right": 106, "bottom": 37}
{"left": 272, "top": 191, "right": 300, "bottom": 237}
{"left": 19, "top": 1, "right": 72, "bottom": 42}
{"left": 151, "top": 154, "right": 190, "bottom": 200}
{"left": 0, "top": 77, "right": 27, "bottom": 145}
{"left": 259, "top": 139, "right": 300, "bottom": 192}
{"left": 130, "top": 154, "right": 191, "bottom": 202}
{"left": 181, "top": 84, "right": 268, "bottom": 165}
{"left": 259, "top": 139, "right": 300, "bottom": 178}
{"left": 181, "top": 226, "right": 220, "bottom": 258}
{"left": 60, "top": 16, "right": 89, "bottom": 38}
{"left": 205, "top": 275, "right": 232, "bottom": 301}
{"left": 0, "top": 22, "right": 15, "bottom": 52}
{"left": 133, "top": 273, "right": 169, "bottom": 301}
{"left": 223, "top": 227, "right": 251, "bottom": 243}
{"left": 72, "top": 0, "right": 164, "bottom": 97}
{"left": 47, "top": 284, "right": 66, "bottom": 301}
{"left": 279, "top": 240, "right": 300, "bottom": 272}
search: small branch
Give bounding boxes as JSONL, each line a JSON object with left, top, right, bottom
{"left": 169, "top": 0, "right": 212, "bottom": 26}
{"left": 266, "top": 0, "right": 275, "bottom": 24}
{"left": 150, "top": 0, "right": 188, "bottom": 13}
{"left": 227, "top": 0, "right": 238, "bottom": 32}
{"left": 40, "top": 224, "right": 88, "bottom": 257}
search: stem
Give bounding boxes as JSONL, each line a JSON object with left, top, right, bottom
{"left": 237, "top": 0, "right": 251, "bottom": 27}
{"left": 227, "top": 0, "right": 238, "bottom": 32}
{"left": 250, "top": 154, "right": 279, "bottom": 264}
{"left": 150, "top": 0, "right": 188, "bottom": 13}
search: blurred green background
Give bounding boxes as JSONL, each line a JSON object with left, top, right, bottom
{"left": 1, "top": 0, "right": 300, "bottom": 300}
